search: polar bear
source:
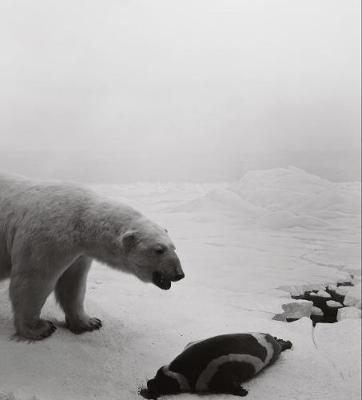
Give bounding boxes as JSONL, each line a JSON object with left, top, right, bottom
{"left": 0, "top": 173, "right": 184, "bottom": 340}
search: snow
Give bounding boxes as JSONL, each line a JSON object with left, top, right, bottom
{"left": 258, "top": 211, "right": 330, "bottom": 230}
{"left": 314, "top": 320, "right": 361, "bottom": 400}
{"left": 0, "top": 167, "right": 360, "bottom": 400}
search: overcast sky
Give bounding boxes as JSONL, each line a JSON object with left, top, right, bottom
{"left": 0, "top": 0, "right": 360, "bottom": 182}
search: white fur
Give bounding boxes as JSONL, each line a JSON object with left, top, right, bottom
{"left": 0, "top": 173, "right": 182, "bottom": 340}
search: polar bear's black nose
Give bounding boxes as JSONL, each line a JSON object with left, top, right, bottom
{"left": 173, "top": 272, "right": 185, "bottom": 282}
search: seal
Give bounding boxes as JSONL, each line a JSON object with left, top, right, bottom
{"left": 141, "top": 333, "right": 292, "bottom": 398}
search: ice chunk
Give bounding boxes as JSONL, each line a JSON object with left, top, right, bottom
{"left": 0, "top": 393, "right": 17, "bottom": 400}
{"left": 326, "top": 300, "right": 343, "bottom": 308}
{"left": 337, "top": 307, "right": 362, "bottom": 321}
{"left": 352, "top": 276, "right": 362, "bottom": 286}
{"left": 273, "top": 300, "right": 314, "bottom": 321}
{"left": 288, "top": 286, "right": 306, "bottom": 297}
{"left": 281, "top": 300, "right": 313, "bottom": 318}
{"left": 335, "top": 286, "right": 349, "bottom": 296}
{"left": 327, "top": 284, "right": 337, "bottom": 292}
{"left": 343, "top": 283, "right": 362, "bottom": 307}
{"left": 272, "top": 313, "right": 287, "bottom": 321}
{"left": 310, "top": 290, "right": 331, "bottom": 298}
{"left": 303, "top": 284, "right": 327, "bottom": 292}
{"left": 311, "top": 306, "right": 324, "bottom": 316}
{"left": 337, "top": 277, "right": 353, "bottom": 286}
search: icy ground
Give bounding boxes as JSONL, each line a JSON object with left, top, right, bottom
{"left": 0, "top": 167, "right": 360, "bottom": 400}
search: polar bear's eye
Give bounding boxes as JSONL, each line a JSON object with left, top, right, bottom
{"left": 154, "top": 246, "right": 166, "bottom": 255}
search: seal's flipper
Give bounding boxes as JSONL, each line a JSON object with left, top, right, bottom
{"left": 274, "top": 337, "right": 293, "bottom": 351}
{"left": 231, "top": 385, "right": 248, "bottom": 397}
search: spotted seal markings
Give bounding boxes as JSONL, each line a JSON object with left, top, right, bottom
{"left": 251, "top": 333, "right": 274, "bottom": 365}
{"left": 195, "top": 354, "right": 264, "bottom": 391}
{"left": 195, "top": 333, "right": 275, "bottom": 392}
{"left": 162, "top": 365, "right": 191, "bottom": 392}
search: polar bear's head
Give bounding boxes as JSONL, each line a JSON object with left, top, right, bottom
{"left": 121, "top": 218, "right": 184, "bottom": 290}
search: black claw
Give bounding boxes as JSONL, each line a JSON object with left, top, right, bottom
{"left": 278, "top": 338, "right": 293, "bottom": 351}
{"left": 46, "top": 321, "right": 57, "bottom": 334}
{"left": 91, "top": 318, "right": 102, "bottom": 328}
{"left": 67, "top": 317, "right": 102, "bottom": 334}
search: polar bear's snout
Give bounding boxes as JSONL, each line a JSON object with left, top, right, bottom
{"left": 172, "top": 271, "right": 185, "bottom": 282}
{"left": 152, "top": 255, "right": 185, "bottom": 290}
{"left": 152, "top": 271, "right": 172, "bottom": 290}
{"left": 168, "top": 253, "right": 185, "bottom": 281}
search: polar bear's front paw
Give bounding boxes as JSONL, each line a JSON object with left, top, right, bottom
{"left": 66, "top": 316, "right": 102, "bottom": 334}
{"left": 15, "top": 319, "right": 57, "bottom": 341}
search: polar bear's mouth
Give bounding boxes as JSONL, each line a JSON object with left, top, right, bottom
{"left": 152, "top": 271, "right": 172, "bottom": 290}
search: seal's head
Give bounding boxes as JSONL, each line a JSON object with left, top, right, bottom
{"left": 140, "top": 367, "right": 180, "bottom": 399}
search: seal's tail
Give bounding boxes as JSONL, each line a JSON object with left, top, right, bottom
{"left": 274, "top": 337, "right": 293, "bottom": 352}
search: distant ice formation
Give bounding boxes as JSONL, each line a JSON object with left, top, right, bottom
{"left": 169, "top": 167, "right": 361, "bottom": 230}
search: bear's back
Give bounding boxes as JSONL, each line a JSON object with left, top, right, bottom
{"left": 0, "top": 173, "right": 93, "bottom": 221}
{"left": 0, "top": 173, "right": 97, "bottom": 258}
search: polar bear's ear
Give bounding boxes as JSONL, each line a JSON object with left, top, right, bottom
{"left": 121, "top": 231, "right": 137, "bottom": 253}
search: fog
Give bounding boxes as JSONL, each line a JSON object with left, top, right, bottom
{"left": 0, "top": 0, "right": 360, "bottom": 182}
